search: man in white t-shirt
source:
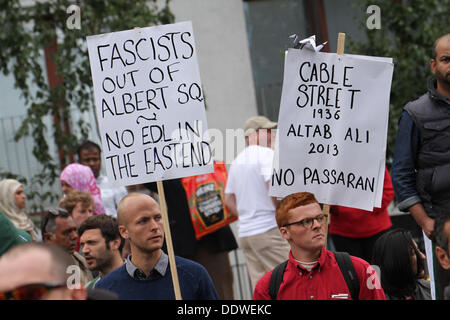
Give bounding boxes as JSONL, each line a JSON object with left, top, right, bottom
{"left": 77, "top": 141, "right": 128, "bottom": 218}
{"left": 224, "top": 116, "right": 290, "bottom": 290}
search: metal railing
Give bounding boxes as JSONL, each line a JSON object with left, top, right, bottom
{"left": 230, "top": 247, "right": 253, "bottom": 300}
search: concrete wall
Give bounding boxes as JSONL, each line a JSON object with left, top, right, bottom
{"left": 168, "top": 0, "right": 259, "bottom": 134}
{"left": 323, "top": 0, "right": 367, "bottom": 53}
{"left": 0, "top": 74, "right": 27, "bottom": 118}
{"left": 243, "top": 0, "right": 308, "bottom": 121}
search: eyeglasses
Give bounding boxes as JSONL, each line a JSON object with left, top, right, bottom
{"left": 283, "top": 213, "right": 329, "bottom": 229}
{"left": 0, "top": 282, "right": 67, "bottom": 300}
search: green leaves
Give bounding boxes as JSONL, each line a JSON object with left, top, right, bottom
{"left": 350, "top": 0, "right": 449, "bottom": 166}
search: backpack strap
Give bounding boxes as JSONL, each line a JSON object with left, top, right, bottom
{"left": 268, "top": 253, "right": 360, "bottom": 300}
{"left": 268, "top": 260, "right": 288, "bottom": 300}
{"left": 334, "top": 251, "right": 360, "bottom": 300}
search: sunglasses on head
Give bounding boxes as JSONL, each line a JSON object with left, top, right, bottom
{"left": 47, "top": 207, "right": 69, "bottom": 217}
{"left": 0, "top": 282, "right": 67, "bottom": 300}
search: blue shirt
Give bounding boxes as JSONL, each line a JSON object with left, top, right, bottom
{"left": 124, "top": 252, "right": 168, "bottom": 280}
{"left": 95, "top": 251, "right": 218, "bottom": 300}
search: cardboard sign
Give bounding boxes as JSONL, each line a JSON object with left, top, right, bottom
{"left": 270, "top": 49, "right": 393, "bottom": 211}
{"left": 87, "top": 21, "right": 213, "bottom": 186}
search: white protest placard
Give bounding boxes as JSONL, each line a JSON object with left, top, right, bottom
{"left": 346, "top": 54, "right": 393, "bottom": 208}
{"left": 87, "top": 21, "right": 213, "bottom": 187}
{"left": 270, "top": 48, "right": 393, "bottom": 211}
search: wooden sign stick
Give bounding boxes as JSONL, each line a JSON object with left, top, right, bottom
{"left": 157, "top": 180, "right": 182, "bottom": 300}
{"left": 324, "top": 32, "right": 346, "bottom": 248}
{"left": 337, "top": 32, "right": 346, "bottom": 55}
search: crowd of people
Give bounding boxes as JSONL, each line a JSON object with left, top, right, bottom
{"left": 0, "top": 33, "right": 449, "bottom": 301}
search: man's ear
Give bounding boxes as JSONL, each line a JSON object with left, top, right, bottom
{"left": 435, "top": 246, "right": 450, "bottom": 270}
{"left": 279, "top": 227, "right": 290, "bottom": 241}
{"left": 430, "top": 59, "right": 436, "bottom": 75}
{"left": 118, "top": 225, "right": 128, "bottom": 240}
{"left": 42, "top": 232, "right": 55, "bottom": 243}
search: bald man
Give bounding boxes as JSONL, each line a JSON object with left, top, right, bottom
{"left": 0, "top": 243, "right": 86, "bottom": 300}
{"left": 94, "top": 193, "right": 218, "bottom": 300}
{"left": 392, "top": 33, "right": 450, "bottom": 300}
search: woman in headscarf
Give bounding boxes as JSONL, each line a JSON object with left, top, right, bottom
{"left": 60, "top": 163, "right": 106, "bottom": 215}
{"left": 0, "top": 179, "right": 40, "bottom": 241}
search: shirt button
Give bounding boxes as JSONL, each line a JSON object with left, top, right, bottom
{"left": 310, "top": 296, "right": 314, "bottom": 299}
{"left": 309, "top": 275, "right": 312, "bottom": 279}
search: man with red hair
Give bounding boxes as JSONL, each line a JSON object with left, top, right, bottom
{"left": 253, "top": 192, "right": 386, "bottom": 300}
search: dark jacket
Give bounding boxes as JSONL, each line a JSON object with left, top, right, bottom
{"left": 402, "top": 77, "right": 450, "bottom": 217}
{"left": 445, "top": 285, "right": 450, "bottom": 300}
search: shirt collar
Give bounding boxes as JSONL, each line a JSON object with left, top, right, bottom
{"left": 125, "top": 251, "right": 168, "bottom": 280}
{"left": 289, "top": 247, "right": 328, "bottom": 272}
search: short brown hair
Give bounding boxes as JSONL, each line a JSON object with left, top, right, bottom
{"left": 77, "top": 140, "right": 101, "bottom": 159}
{"left": 432, "top": 33, "right": 450, "bottom": 59}
{"left": 276, "top": 192, "right": 319, "bottom": 227}
{"left": 59, "top": 190, "right": 94, "bottom": 215}
{"left": 78, "top": 215, "right": 124, "bottom": 253}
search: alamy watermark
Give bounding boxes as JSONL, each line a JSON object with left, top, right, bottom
{"left": 64, "top": 264, "right": 383, "bottom": 292}
{"left": 66, "top": 265, "right": 81, "bottom": 289}
{"left": 366, "top": 264, "right": 382, "bottom": 290}
{"left": 366, "top": 5, "right": 381, "bottom": 30}
{"left": 66, "top": 5, "right": 81, "bottom": 30}
{"left": 66, "top": 4, "right": 382, "bottom": 31}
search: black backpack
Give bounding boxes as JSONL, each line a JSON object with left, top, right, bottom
{"left": 268, "top": 251, "right": 360, "bottom": 300}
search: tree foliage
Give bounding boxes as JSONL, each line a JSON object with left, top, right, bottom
{"left": 0, "top": 0, "right": 174, "bottom": 210}
{"left": 349, "top": 0, "right": 449, "bottom": 166}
